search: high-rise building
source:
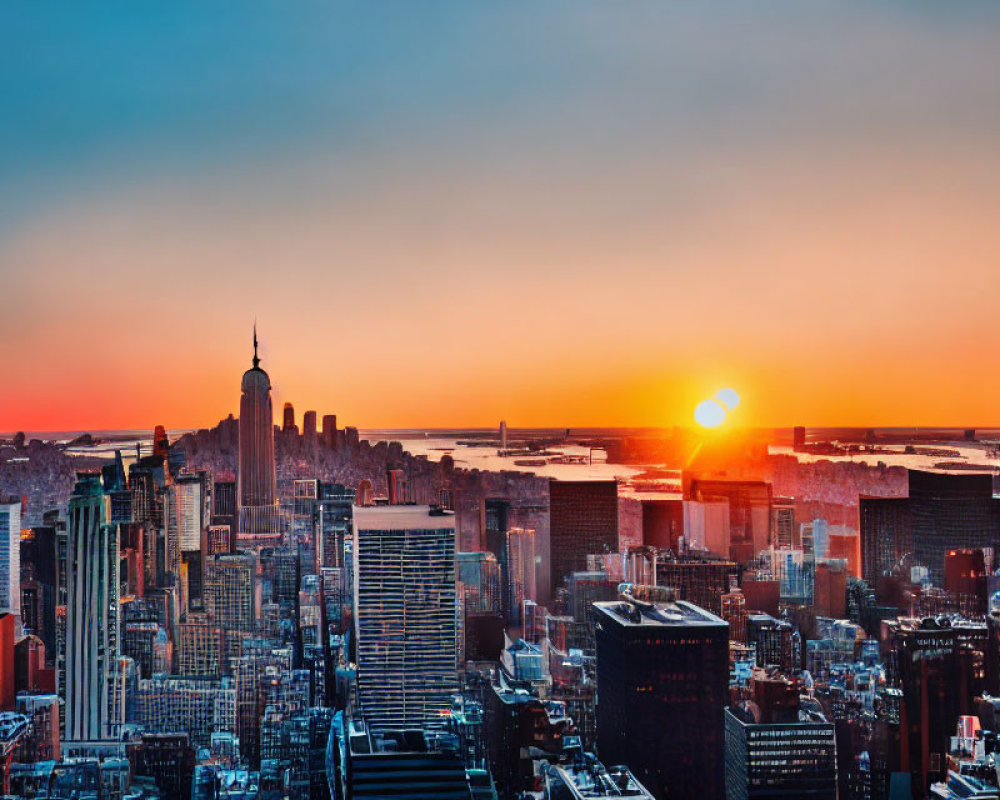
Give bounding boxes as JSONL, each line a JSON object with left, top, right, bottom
{"left": 720, "top": 583, "right": 748, "bottom": 642}
{"left": 238, "top": 328, "right": 281, "bottom": 538}
{"left": 724, "top": 706, "right": 837, "bottom": 799}
{"left": 212, "top": 479, "right": 237, "bottom": 536}
{"left": 333, "top": 719, "right": 473, "bottom": 800}
{"left": 20, "top": 523, "right": 57, "bottom": 656}
{"left": 134, "top": 678, "right": 235, "bottom": 750}
{"left": 814, "top": 559, "right": 848, "bottom": 619}
{"left": 482, "top": 676, "right": 575, "bottom": 800}
{"left": 772, "top": 498, "right": 796, "bottom": 549}
{"left": 302, "top": 410, "right": 317, "bottom": 440}
{"left": 686, "top": 478, "right": 772, "bottom": 562}
{"left": 793, "top": 426, "right": 806, "bottom": 450}
{"left": 506, "top": 527, "right": 536, "bottom": 623}
{"left": 62, "top": 473, "right": 122, "bottom": 743}
{"left": 173, "top": 474, "right": 206, "bottom": 553}
{"left": 944, "top": 548, "right": 987, "bottom": 599}
{"left": 282, "top": 402, "right": 296, "bottom": 433}
{"left": 884, "top": 616, "right": 987, "bottom": 795}
{"left": 595, "top": 596, "right": 729, "bottom": 800}
{"left": 457, "top": 551, "right": 502, "bottom": 615}
{"left": 317, "top": 483, "right": 355, "bottom": 570}
{"left": 205, "top": 553, "right": 255, "bottom": 648}
{"left": 175, "top": 616, "right": 224, "bottom": 676}
{"left": 640, "top": 498, "right": 684, "bottom": 549}
{"left": 387, "top": 469, "right": 410, "bottom": 504}
{"left": 549, "top": 480, "right": 618, "bottom": 592}
{"left": 859, "top": 497, "right": 909, "bottom": 586}
{"left": 747, "top": 613, "right": 800, "bottom": 672}
{"left": 322, "top": 414, "right": 338, "bottom": 449}
{"left": 206, "top": 525, "right": 231, "bottom": 555}
{"left": 862, "top": 471, "right": 1000, "bottom": 587}
{"left": 654, "top": 557, "right": 739, "bottom": 616}
{"left": 0, "top": 497, "right": 21, "bottom": 627}
{"left": 136, "top": 733, "right": 197, "bottom": 800}
{"left": 353, "top": 505, "right": 459, "bottom": 731}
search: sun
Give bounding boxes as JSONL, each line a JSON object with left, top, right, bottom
{"left": 715, "top": 387, "right": 740, "bottom": 411}
{"left": 694, "top": 388, "right": 741, "bottom": 428}
{"left": 695, "top": 399, "right": 726, "bottom": 428}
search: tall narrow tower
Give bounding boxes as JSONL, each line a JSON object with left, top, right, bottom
{"left": 0, "top": 496, "right": 21, "bottom": 629}
{"left": 62, "top": 473, "right": 121, "bottom": 743}
{"left": 238, "top": 327, "right": 280, "bottom": 538}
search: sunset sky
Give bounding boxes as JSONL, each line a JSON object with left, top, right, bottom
{"left": 4, "top": 2, "right": 1000, "bottom": 432}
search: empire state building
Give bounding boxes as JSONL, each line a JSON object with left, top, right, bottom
{"left": 238, "top": 327, "right": 281, "bottom": 539}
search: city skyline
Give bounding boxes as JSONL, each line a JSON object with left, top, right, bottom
{"left": 5, "top": 3, "right": 1000, "bottom": 431}
{"left": 7, "top": 5, "right": 1000, "bottom": 798}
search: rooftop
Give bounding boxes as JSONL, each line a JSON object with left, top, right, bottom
{"left": 353, "top": 504, "right": 456, "bottom": 531}
{"left": 593, "top": 598, "right": 727, "bottom": 629}
{"left": 546, "top": 761, "right": 655, "bottom": 799}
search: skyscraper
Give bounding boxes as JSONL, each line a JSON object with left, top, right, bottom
{"left": 321, "top": 414, "right": 338, "bottom": 449}
{"left": 0, "top": 497, "right": 21, "bottom": 627}
{"left": 353, "top": 505, "right": 459, "bottom": 731}
{"left": 505, "top": 527, "right": 536, "bottom": 623}
{"left": 724, "top": 706, "right": 837, "bottom": 799}
{"left": 862, "top": 471, "right": 1000, "bottom": 587}
{"left": 549, "top": 480, "right": 619, "bottom": 592}
{"left": 238, "top": 327, "right": 281, "bottom": 538}
{"left": 884, "top": 616, "right": 987, "bottom": 795}
{"left": 595, "top": 595, "right": 729, "bottom": 800}
{"left": 62, "top": 473, "right": 122, "bottom": 743}
{"left": 317, "top": 482, "right": 355, "bottom": 570}
{"left": 205, "top": 553, "right": 255, "bottom": 635}
{"left": 302, "top": 410, "right": 317, "bottom": 440}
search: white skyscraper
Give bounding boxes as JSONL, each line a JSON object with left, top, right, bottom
{"left": 175, "top": 474, "right": 205, "bottom": 551}
{"left": 353, "top": 505, "right": 459, "bottom": 731}
{"left": 0, "top": 497, "right": 21, "bottom": 627}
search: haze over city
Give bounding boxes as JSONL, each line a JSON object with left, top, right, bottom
{"left": 10, "top": 5, "right": 1000, "bottom": 800}
{"left": 5, "top": 2, "right": 1000, "bottom": 431}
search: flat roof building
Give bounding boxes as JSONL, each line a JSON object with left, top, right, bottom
{"left": 724, "top": 706, "right": 837, "bottom": 800}
{"left": 594, "top": 595, "right": 729, "bottom": 800}
{"left": 353, "top": 505, "right": 459, "bottom": 731}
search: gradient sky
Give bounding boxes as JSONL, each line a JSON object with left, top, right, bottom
{"left": 4, "top": 2, "right": 1000, "bottom": 431}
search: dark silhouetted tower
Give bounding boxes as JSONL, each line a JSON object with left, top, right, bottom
{"left": 303, "top": 410, "right": 317, "bottom": 440}
{"left": 322, "top": 415, "right": 338, "bottom": 449}
{"left": 282, "top": 403, "right": 296, "bottom": 433}
{"left": 238, "top": 328, "right": 280, "bottom": 537}
{"left": 152, "top": 426, "right": 170, "bottom": 459}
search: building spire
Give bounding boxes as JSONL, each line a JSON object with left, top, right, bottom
{"left": 253, "top": 323, "right": 260, "bottom": 368}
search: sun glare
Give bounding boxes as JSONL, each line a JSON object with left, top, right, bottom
{"left": 694, "top": 399, "right": 726, "bottom": 428}
{"left": 716, "top": 387, "right": 740, "bottom": 410}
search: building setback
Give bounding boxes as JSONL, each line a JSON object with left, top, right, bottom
{"left": 238, "top": 327, "right": 281, "bottom": 538}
